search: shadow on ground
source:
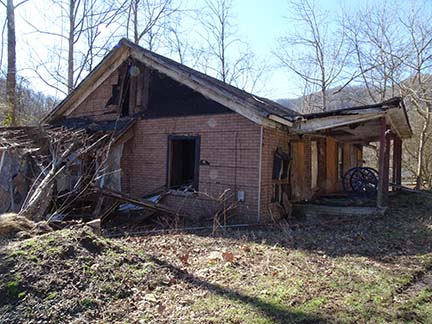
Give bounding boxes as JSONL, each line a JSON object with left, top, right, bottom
{"left": 193, "top": 192, "right": 432, "bottom": 261}
{"left": 148, "top": 255, "right": 325, "bottom": 324}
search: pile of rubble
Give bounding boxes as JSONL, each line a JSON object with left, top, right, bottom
{"left": 0, "top": 122, "right": 177, "bottom": 236}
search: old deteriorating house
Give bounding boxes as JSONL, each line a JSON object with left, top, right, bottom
{"left": 34, "top": 38, "right": 411, "bottom": 223}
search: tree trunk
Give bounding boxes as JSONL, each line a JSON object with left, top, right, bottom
{"left": 133, "top": 0, "right": 139, "bottom": 44}
{"left": 321, "top": 85, "right": 327, "bottom": 112}
{"left": 6, "top": 0, "right": 17, "bottom": 126}
{"left": 415, "top": 114, "right": 430, "bottom": 189}
{"left": 67, "top": 0, "right": 75, "bottom": 93}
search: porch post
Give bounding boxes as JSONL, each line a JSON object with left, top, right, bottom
{"left": 393, "top": 136, "right": 402, "bottom": 191}
{"left": 377, "top": 117, "right": 389, "bottom": 207}
{"left": 383, "top": 132, "right": 391, "bottom": 201}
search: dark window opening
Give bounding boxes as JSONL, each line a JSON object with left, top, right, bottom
{"left": 168, "top": 136, "right": 200, "bottom": 190}
{"left": 271, "top": 147, "right": 291, "bottom": 203}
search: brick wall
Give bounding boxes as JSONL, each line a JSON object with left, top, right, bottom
{"left": 62, "top": 62, "right": 363, "bottom": 223}
{"left": 68, "top": 70, "right": 119, "bottom": 121}
{"left": 121, "top": 113, "right": 261, "bottom": 223}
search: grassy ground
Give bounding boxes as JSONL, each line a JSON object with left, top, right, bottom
{"left": 1, "top": 192, "right": 432, "bottom": 323}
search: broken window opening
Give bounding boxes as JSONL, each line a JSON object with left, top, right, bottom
{"left": 168, "top": 136, "right": 200, "bottom": 191}
{"left": 105, "top": 84, "right": 120, "bottom": 107}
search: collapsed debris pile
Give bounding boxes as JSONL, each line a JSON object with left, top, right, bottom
{"left": 0, "top": 120, "right": 177, "bottom": 232}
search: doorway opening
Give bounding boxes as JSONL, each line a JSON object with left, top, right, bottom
{"left": 168, "top": 136, "right": 200, "bottom": 190}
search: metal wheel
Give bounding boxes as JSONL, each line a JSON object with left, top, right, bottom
{"left": 349, "top": 167, "right": 378, "bottom": 197}
{"left": 342, "top": 167, "right": 357, "bottom": 193}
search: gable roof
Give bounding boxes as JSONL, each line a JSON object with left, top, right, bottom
{"left": 43, "top": 38, "right": 298, "bottom": 128}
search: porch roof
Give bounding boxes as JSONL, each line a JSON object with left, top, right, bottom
{"left": 290, "top": 97, "right": 412, "bottom": 143}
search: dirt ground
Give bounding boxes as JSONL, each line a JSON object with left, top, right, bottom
{"left": 1, "top": 192, "right": 431, "bottom": 323}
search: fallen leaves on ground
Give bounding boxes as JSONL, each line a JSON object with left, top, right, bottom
{"left": 1, "top": 192, "right": 432, "bottom": 323}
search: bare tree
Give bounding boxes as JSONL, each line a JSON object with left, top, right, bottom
{"left": 24, "top": 0, "right": 126, "bottom": 94}
{"left": 343, "top": 1, "right": 432, "bottom": 188}
{"left": 276, "top": 0, "right": 350, "bottom": 112}
{"left": 164, "top": 17, "right": 191, "bottom": 64}
{"left": 124, "top": 0, "right": 180, "bottom": 50}
{"left": 5, "top": 0, "right": 16, "bottom": 125}
{"left": 197, "top": 0, "right": 268, "bottom": 93}
{"left": 397, "top": 5, "right": 432, "bottom": 189}
{"left": 343, "top": 2, "right": 405, "bottom": 104}
{"left": 0, "top": 0, "right": 29, "bottom": 125}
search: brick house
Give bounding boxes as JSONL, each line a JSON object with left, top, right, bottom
{"left": 43, "top": 39, "right": 412, "bottom": 223}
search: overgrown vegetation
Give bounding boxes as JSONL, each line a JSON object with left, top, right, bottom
{"left": 0, "top": 227, "right": 162, "bottom": 323}
{"left": 1, "top": 192, "right": 432, "bottom": 323}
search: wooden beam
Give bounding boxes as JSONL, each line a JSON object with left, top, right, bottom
{"left": 397, "top": 139, "right": 403, "bottom": 188}
{"left": 295, "top": 113, "right": 384, "bottom": 133}
{"left": 268, "top": 114, "right": 293, "bottom": 127}
{"left": 129, "top": 72, "right": 138, "bottom": 115}
{"left": 135, "top": 64, "right": 150, "bottom": 113}
{"left": 377, "top": 117, "right": 389, "bottom": 207}
{"left": 383, "top": 130, "right": 391, "bottom": 201}
{"left": 116, "top": 63, "right": 129, "bottom": 115}
{"left": 392, "top": 137, "right": 402, "bottom": 191}
{"left": 93, "top": 186, "right": 177, "bottom": 215}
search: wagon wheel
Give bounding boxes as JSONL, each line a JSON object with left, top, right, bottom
{"left": 343, "top": 167, "right": 357, "bottom": 193}
{"left": 349, "top": 167, "right": 378, "bottom": 197}
{"left": 365, "top": 167, "right": 379, "bottom": 179}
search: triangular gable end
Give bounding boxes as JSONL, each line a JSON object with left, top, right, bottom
{"left": 44, "top": 39, "right": 292, "bottom": 129}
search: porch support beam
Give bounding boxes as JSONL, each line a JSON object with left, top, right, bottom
{"left": 377, "top": 117, "right": 390, "bottom": 207}
{"left": 392, "top": 136, "right": 402, "bottom": 191}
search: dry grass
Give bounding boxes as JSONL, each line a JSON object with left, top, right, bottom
{"left": 0, "top": 213, "right": 35, "bottom": 238}
{"left": 1, "top": 192, "right": 431, "bottom": 323}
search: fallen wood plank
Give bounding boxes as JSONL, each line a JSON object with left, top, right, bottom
{"left": 390, "top": 183, "right": 432, "bottom": 195}
{"left": 100, "top": 201, "right": 121, "bottom": 222}
{"left": 93, "top": 187, "right": 177, "bottom": 215}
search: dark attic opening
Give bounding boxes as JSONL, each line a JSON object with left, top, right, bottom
{"left": 145, "top": 70, "right": 233, "bottom": 118}
{"left": 168, "top": 136, "right": 200, "bottom": 190}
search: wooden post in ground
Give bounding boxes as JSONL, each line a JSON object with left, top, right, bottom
{"left": 383, "top": 131, "right": 391, "bottom": 202}
{"left": 377, "top": 117, "right": 389, "bottom": 208}
{"left": 392, "top": 136, "right": 402, "bottom": 191}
